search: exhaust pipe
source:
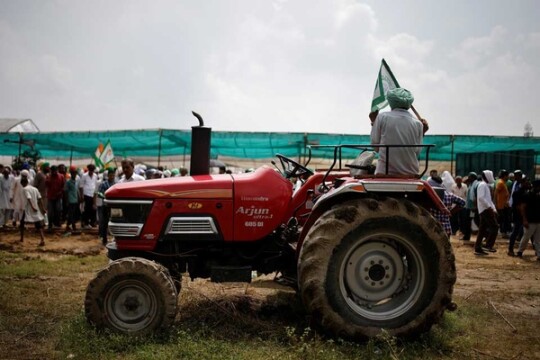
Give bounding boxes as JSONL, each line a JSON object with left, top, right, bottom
{"left": 190, "top": 111, "right": 211, "bottom": 176}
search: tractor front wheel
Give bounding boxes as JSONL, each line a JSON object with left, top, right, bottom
{"left": 85, "top": 257, "right": 178, "bottom": 335}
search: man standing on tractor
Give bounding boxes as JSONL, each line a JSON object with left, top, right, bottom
{"left": 370, "top": 88, "right": 429, "bottom": 176}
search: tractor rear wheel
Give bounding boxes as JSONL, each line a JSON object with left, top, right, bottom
{"left": 85, "top": 257, "right": 178, "bottom": 335}
{"left": 298, "top": 198, "right": 455, "bottom": 339}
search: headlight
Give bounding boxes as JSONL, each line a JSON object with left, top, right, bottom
{"left": 110, "top": 208, "right": 123, "bottom": 218}
{"left": 105, "top": 200, "right": 153, "bottom": 224}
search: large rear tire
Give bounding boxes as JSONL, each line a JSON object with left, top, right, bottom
{"left": 85, "top": 257, "right": 178, "bottom": 335}
{"left": 298, "top": 198, "right": 455, "bottom": 339}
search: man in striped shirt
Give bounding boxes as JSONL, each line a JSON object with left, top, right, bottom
{"left": 429, "top": 176, "right": 466, "bottom": 237}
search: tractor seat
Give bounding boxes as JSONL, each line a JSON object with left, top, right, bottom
{"left": 347, "top": 151, "right": 376, "bottom": 176}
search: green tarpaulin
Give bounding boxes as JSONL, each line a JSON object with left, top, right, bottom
{"left": 0, "top": 129, "right": 539, "bottom": 164}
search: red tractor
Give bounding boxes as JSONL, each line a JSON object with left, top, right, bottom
{"left": 85, "top": 113, "right": 456, "bottom": 339}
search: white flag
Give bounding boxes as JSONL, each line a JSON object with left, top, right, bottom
{"left": 100, "top": 140, "right": 115, "bottom": 167}
{"left": 371, "top": 59, "right": 400, "bottom": 112}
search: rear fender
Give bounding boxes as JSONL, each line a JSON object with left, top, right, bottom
{"left": 297, "top": 178, "right": 447, "bottom": 255}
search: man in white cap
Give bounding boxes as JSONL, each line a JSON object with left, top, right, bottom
{"left": 370, "top": 88, "right": 429, "bottom": 176}
{"left": 474, "top": 170, "right": 498, "bottom": 255}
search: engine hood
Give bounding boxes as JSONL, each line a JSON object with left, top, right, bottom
{"left": 106, "top": 174, "right": 233, "bottom": 200}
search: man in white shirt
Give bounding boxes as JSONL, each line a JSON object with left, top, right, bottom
{"left": 20, "top": 177, "right": 46, "bottom": 245}
{"left": 474, "top": 170, "right": 498, "bottom": 255}
{"left": 451, "top": 176, "right": 468, "bottom": 198}
{"left": 0, "top": 166, "right": 14, "bottom": 227}
{"left": 10, "top": 170, "right": 29, "bottom": 227}
{"left": 451, "top": 175, "right": 468, "bottom": 236}
{"left": 79, "top": 164, "right": 98, "bottom": 228}
{"left": 118, "top": 159, "right": 145, "bottom": 183}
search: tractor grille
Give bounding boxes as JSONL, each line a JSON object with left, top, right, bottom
{"left": 165, "top": 217, "right": 218, "bottom": 235}
{"left": 108, "top": 223, "right": 144, "bottom": 238}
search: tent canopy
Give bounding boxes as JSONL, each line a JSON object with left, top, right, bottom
{"left": 0, "top": 118, "right": 40, "bottom": 133}
{"left": 0, "top": 128, "right": 538, "bottom": 164}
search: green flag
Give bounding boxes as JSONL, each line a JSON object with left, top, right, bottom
{"left": 92, "top": 143, "right": 104, "bottom": 168}
{"left": 371, "top": 59, "right": 400, "bottom": 112}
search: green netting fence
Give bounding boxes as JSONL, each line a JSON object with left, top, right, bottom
{"left": 1, "top": 129, "right": 539, "bottom": 164}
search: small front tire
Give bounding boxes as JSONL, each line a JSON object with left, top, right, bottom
{"left": 85, "top": 257, "right": 178, "bottom": 335}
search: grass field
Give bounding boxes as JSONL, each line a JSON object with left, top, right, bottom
{"left": 0, "top": 231, "right": 539, "bottom": 359}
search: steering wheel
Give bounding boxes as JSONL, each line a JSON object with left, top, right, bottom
{"left": 275, "top": 154, "right": 314, "bottom": 179}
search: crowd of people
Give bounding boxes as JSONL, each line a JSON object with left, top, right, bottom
{"left": 426, "top": 168, "right": 540, "bottom": 260}
{"left": 1, "top": 150, "right": 539, "bottom": 261}
{"left": 0, "top": 159, "right": 190, "bottom": 246}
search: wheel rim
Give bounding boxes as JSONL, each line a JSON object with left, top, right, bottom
{"left": 104, "top": 279, "right": 159, "bottom": 332}
{"left": 339, "top": 233, "right": 426, "bottom": 321}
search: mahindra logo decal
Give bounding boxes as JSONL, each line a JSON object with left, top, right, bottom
{"left": 188, "top": 202, "right": 203, "bottom": 209}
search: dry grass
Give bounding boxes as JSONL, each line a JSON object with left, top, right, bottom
{"left": 0, "top": 231, "right": 539, "bottom": 359}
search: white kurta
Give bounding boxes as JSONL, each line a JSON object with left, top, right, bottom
{"left": 0, "top": 175, "right": 13, "bottom": 210}
{"left": 10, "top": 177, "right": 27, "bottom": 221}
{"left": 23, "top": 185, "right": 44, "bottom": 222}
{"left": 370, "top": 109, "right": 423, "bottom": 176}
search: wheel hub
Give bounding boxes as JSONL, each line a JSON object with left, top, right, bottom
{"left": 124, "top": 295, "right": 141, "bottom": 312}
{"left": 105, "top": 280, "right": 158, "bottom": 331}
{"left": 344, "top": 242, "right": 404, "bottom": 303}
{"left": 368, "top": 264, "right": 385, "bottom": 281}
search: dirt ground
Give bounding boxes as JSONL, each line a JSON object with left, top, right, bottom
{"left": 0, "top": 226, "right": 103, "bottom": 256}
{"left": 1, "top": 226, "right": 539, "bottom": 359}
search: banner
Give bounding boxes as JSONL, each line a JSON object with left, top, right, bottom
{"left": 371, "top": 59, "right": 400, "bottom": 112}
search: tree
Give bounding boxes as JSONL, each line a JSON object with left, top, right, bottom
{"left": 524, "top": 122, "right": 533, "bottom": 137}
{"left": 11, "top": 149, "right": 41, "bottom": 170}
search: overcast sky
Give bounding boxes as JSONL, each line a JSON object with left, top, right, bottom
{"left": 1, "top": 0, "right": 539, "bottom": 136}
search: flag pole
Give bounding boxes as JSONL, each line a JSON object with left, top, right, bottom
{"left": 411, "top": 105, "right": 429, "bottom": 134}
{"left": 411, "top": 105, "right": 421, "bottom": 119}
